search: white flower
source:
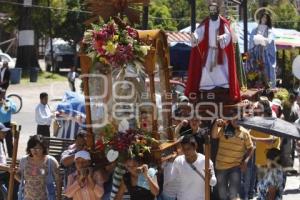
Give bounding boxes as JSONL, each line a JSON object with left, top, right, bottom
{"left": 107, "top": 149, "right": 119, "bottom": 162}
{"left": 140, "top": 45, "right": 150, "bottom": 55}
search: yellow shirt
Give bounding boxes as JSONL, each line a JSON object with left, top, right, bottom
{"left": 216, "top": 126, "right": 253, "bottom": 170}
{"left": 250, "top": 130, "right": 281, "bottom": 166}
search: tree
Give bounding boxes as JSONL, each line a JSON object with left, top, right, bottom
{"left": 269, "top": 1, "right": 300, "bottom": 30}
{"left": 53, "top": 0, "right": 88, "bottom": 66}
{"left": 54, "top": 0, "right": 88, "bottom": 41}
{"left": 148, "top": 1, "right": 177, "bottom": 31}
{"left": 148, "top": 0, "right": 209, "bottom": 31}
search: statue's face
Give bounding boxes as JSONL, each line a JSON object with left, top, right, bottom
{"left": 261, "top": 15, "right": 267, "bottom": 25}
{"left": 209, "top": 5, "right": 219, "bottom": 21}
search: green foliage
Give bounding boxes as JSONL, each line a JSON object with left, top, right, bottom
{"left": 149, "top": 0, "right": 209, "bottom": 31}
{"left": 149, "top": 1, "right": 177, "bottom": 31}
{"left": 269, "top": 2, "right": 300, "bottom": 30}
{"left": 0, "top": 1, "right": 18, "bottom": 32}
{"left": 31, "top": 0, "right": 67, "bottom": 37}
{"left": 2, "top": 0, "right": 300, "bottom": 41}
{"left": 53, "top": 0, "right": 88, "bottom": 44}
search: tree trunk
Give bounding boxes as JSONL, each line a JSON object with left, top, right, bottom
{"left": 15, "top": 0, "right": 39, "bottom": 74}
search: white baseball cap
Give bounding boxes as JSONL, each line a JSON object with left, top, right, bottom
{"left": 272, "top": 98, "right": 282, "bottom": 107}
{"left": 74, "top": 150, "right": 91, "bottom": 160}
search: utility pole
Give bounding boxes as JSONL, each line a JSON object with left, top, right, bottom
{"left": 190, "top": 0, "right": 196, "bottom": 32}
{"left": 242, "top": 0, "right": 248, "bottom": 53}
{"left": 15, "top": 0, "right": 39, "bottom": 73}
{"left": 47, "top": 0, "right": 54, "bottom": 72}
{"left": 142, "top": 6, "right": 149, "bottom": 30}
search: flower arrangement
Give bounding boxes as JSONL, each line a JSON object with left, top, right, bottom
{"left": 82, "top": 19, "right": 150, "bottom": 69}
{"left": 95, "top": 123, "right": 159, "bottom": 162}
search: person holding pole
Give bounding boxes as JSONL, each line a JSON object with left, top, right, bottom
{"left": 167, "top": 135, "right": 216, "bottom": 200}
{"left": 212, "top": 110, "right": 254, "bottom": 200}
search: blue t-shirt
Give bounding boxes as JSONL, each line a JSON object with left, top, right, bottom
{"left": 0, "top": 98, "right": 16, "bottom": 123}
{"left": 137, "top": 168, "right": 157, "bottom": 190}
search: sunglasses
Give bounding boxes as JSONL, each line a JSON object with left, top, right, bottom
{"left": 30, "top": 147, "right": 43, "bottom": 151}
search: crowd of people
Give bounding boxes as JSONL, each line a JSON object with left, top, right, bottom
{"left": 0, "top": 87, "right": 299, "bottom": 200}
{"left": 0, "top": 3, "right": 299, "bottom": 199}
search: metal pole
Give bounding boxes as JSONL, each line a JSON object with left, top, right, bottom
{"left": 47, "top": 0, "right": 54, "bottom": 72}
{"left": 282, "top": 50, "right": 286, "bottom": 87}
{"left": 190, "top": 0, "right": 196, "bottom": 32}
{"left": 243, "top": 0, "right": 248, "bottom": 53}
{"left": 142, "top": 6, "right": 149, "bottom": 30}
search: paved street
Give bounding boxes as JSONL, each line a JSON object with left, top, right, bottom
{"left": 6, "top": 74, "right": 300, "bottom": 200}
{"left": 10, "top": 80, "right": 70, "bottom": 157}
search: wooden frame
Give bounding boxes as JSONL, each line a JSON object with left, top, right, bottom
{"left": 80, "top": 29, "right": 178, "bottom": 165}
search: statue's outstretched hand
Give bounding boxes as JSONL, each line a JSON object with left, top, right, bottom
{"left": 190, "top": 33, "right": 198, "bottom": 47}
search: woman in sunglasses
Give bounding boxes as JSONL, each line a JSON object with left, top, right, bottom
{"left": 16, "top": 135, "right": 60, "bottom": 200}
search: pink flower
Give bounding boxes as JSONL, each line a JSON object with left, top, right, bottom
{"left": 126, "top": 26, "right": 138, "bottom": 39}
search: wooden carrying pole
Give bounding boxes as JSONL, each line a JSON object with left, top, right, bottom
{"left": 205, "top": 134, "right": 211, "bottom": 200}
{"left": 80, "top": 54, "right": 94, "bottom": 150}
{"left": 144, "top": 47, "right": 159, "bottom": 139}
{"left": 8, "top": 123, "right": 21, "bottom": 200}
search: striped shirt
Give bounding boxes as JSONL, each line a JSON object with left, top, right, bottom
{"left": 110, "top": 163, "right": 127, "bottom": 200}
{"left": 215, "top": 126, "right": 253, "bottom": 170}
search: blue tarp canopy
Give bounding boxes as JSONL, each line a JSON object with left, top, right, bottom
{"left": 56, "top": 91, "right": 86, "bottom": 139}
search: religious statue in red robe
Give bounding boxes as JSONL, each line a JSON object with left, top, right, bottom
{"left": 185, "top": 3, "right": 241, "bottom": 102}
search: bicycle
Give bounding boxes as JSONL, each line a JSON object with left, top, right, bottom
{"left": 6, "top": 94, "right": 22, "bottom": 114}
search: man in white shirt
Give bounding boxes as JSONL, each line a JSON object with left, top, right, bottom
{"left": 67, "top": 66, "right": 79, "bottom": 92}
{"left": 169, "top": 135, "right": 217, "bottom": 200}
{"left": 35, "top": 92, "right": 55, "bottom": 137}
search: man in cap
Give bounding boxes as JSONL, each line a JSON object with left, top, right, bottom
{"left": 185, "top": 2, "right": 240, "bottom": 102}
{"left": 65, "top": 150, "right": 105, "bottom": 199}
{"left": 61, "top": 131, "right": 87, "bottom": 188}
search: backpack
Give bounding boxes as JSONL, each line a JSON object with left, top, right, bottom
{"left": 18, "top": 155, "right": 56, "bottom": 200}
